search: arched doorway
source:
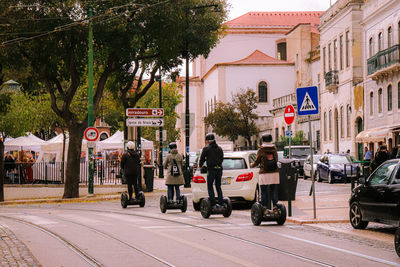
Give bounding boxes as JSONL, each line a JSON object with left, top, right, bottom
{"left": 356, "top": 117, "right": 363, "bottom": 160}
{"left": 334, "top": 108, "right": 339, "bottom": 153}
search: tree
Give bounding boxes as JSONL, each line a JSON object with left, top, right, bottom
{"left": 0, "top": 0, "right": 227, "bottom": 198}
{"left": 205, "top": 89, "right": 259, "bottom": 145}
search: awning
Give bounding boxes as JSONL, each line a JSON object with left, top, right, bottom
{"left": 356, "top": 126, "right": 392, "bottom": 143}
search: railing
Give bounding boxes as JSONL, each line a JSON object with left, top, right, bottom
{"left": 325, "top": 70, "right": 339, "bottom": 88}
{"left": 273, "top": 93, "right": 296, "bottom": 109}
{"left": 4, "top": 160, "right": 123, "bottom": 185}
{"left": 367, "top": 44, "right": 400, "bottom": 75}
{"left": 344, "top": 161, "right": 370, "bottom": 190}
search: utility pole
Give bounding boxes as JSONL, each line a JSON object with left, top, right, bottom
{"left": 158, "top": 71, "right": 164, "bottom": 178}
{"left": 87, "top": 4, "right": 94, "bottom": 195}
{"left": 185, "top": 52, "right": 190, "bottom": 187}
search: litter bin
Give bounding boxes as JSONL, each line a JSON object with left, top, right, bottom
{"left": 144, "top": 167, "right": 154, "bottom": 192}
{"left": 183, "top": 164, "right": 192, "bottom": 188}
{"left": 278, "top": 159, "right": 298, "bottom": 201}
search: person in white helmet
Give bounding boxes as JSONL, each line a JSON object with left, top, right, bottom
{"left": 121, "top": 141, "right": 141, "bottom": 200}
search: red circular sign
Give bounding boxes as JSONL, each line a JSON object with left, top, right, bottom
{"left": 284, "top": 105, "right": 295, "bottom": 125}
{"left": 84, "top": 127, "right": 99, "bottom": 142}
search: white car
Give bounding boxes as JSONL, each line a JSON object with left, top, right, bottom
{"left": 192, "top": 151, "right": 259, "bottom": 210}
{"left": 303, "top": 154, "right": 322, "bottom": 179}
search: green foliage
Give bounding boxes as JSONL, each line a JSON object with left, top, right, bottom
{"left": 205, "top": 89, "right": 259, "bottom": 143}
{"left": 275, "top": 130, "right": 307, "bottom": 150}
{"left": 137, "top": 82, "right": 182, "bottom": 143}
{"left": 97, "top": 90, "right": 124, "bottom": 133}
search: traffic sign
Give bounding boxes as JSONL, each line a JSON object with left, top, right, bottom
{"left": 284, "top": 105, "right": 295, "bottom": 125}
{"left": 296, "top": 86, "right": 319, "bottom": 116}
{"left": 126, "top": 108, "right": 164, "bottom": 117}
{"left": 285, "top": 130, "right": 293, "bottom": 137}
{"left": 126, "top": 118, "right": 164, "bottom": 127}
{"left": 84, "top": 127, "right": 99, "bottom": 142}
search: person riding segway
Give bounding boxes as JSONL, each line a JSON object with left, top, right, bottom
{"left": 160, "top": 142, "right": 187, "bottom": 213}
{"left": 250, "top": 134, "right": 286, "bottom": 225}
{"left": 198, "top": 133, "right": 232, "bottom": 218}
{"left": 120, "top": 141, "right": 145, "bottom": 208}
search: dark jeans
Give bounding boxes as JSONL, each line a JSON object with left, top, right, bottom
{"left": 260, "top": 184, "right": 278, "bottom": 209}
{"left": 126, "top": 174, "right": 139, "bottom": 200}
{"left": 207, "top": 169, "right": 223, "bottom": 206}
{"left": 167, "top": 185, "right": 181, "bottom": 201}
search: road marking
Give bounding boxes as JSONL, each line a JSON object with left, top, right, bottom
{"left": 16, "top": 215, "right": 57, "bottom": 225}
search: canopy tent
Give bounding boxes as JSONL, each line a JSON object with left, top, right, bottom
{"left": 4, "top": 134, "right": 45, "bottom": 152}
{"left": 355, "top": 126, "right": 392, "bottom": 143}
{"left": 97, "top": 130, "right": 123, "bottom": 151}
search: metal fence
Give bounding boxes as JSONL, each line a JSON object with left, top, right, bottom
{"left": 4, "top": 160, "right": 123, "bottom": 185}
{"left": 344, "top": 161, "right": 371, "bottom": 190}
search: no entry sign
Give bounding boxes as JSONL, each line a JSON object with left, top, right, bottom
{"left": 284, "top": 105, "right": 295, "bottom": 125}
{"left": 84, "top": 127, "right": 99, "bottom": 142}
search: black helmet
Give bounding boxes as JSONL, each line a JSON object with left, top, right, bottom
{"left": 262, "top": 133, "right": 272, "bottom": 143}
{"left": 169, "top": 142, "right": 177, "bottom": 150}
{"left": 205, "top": 133, "right": 215, "bottom": 141}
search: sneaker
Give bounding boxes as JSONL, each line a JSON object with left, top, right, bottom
{"left": 273, "top": 207, "right": 279, "bottom": 215}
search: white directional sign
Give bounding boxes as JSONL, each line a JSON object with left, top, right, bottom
{"left": 126, "top": 118, "right": 164, "bottom": 127}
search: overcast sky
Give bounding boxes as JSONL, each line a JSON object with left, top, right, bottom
{"left": 227, "top": 0, "right": 336, "bottom": 20}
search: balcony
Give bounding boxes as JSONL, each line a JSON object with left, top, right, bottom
{"left": 325, "top": 70, "right": 339, "bottom": 93}
{"left": 272, "top": 93, "right": 296, "bottom": 110}
{"left": 367, "top": 44, "right": 400, "bottom": 83}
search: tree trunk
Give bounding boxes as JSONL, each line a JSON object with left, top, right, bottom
{"left": 0, "top": 140, "right": 4, "bottom": 202}
{"left": 63, "top": 123, "right": 85, "bottom": 198}
{"left": 61, "top": 129, "right": 66, "bottom": 184}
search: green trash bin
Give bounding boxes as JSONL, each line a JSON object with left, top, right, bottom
{"left": 144, "top": 167, "right": 154, "bottom": 192}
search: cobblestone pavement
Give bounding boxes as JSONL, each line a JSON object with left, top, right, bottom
{"left": 0, "top": 224, "right": 40, "bottom": 267}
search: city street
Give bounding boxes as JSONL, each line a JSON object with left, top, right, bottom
{"left": 0, "top": 180, "right": 398, "bottom": 266}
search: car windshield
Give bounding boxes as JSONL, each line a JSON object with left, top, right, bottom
{"left": 329, "top": 155, "right": 352, "bottom": 164}
{"left": 313, "top": 155, "right": 321, "bottom": 162}
{"left": 291, "top": 148, "right": 310, "bottom": 157}
{"left": 222, "top": 158, "right": 247, "bottom": 170}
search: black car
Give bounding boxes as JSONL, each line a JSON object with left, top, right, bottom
{"left": 349, "top": 159, "right": 400, "bottom": 256}
{"left": 316, "top": 154, "right": 359, "bottom": 183}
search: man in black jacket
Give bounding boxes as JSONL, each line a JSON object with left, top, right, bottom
{"left": 121, "top": 141, "right": 141, "bottom": 200}
{"left": 199, "top": 133, "right": 224, "bottom": 208}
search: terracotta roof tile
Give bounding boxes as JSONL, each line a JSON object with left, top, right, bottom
{"left": 226, "top": 50, "right": 290, "bottom": 65}
{"left": 225, "top": 11, "right": 323, "bottom": 28}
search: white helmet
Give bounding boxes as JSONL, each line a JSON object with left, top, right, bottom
{"left": 127, "top": 141, "right": 135, "bottom": 150}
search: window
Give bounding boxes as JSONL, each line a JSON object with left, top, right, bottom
{"left": 339, "top": 35, "right": 343, "bottom": 70}
{"left": 388, "top": 27, "right": 393, "bottom": 47}
{"left": 347, "top": 105, "right": 351, "bottom": 137}
{"left": 378, "top": 32, "right": 383, "bottom": 51}
{"left": 324, "top": 112, "right": 327, "bottom": 141}
{"left": 275, "top": 128, "right": 279, "bottom": 141}
{"left": 378, "top": 88, "right": 383, "bottom": 113}
{"left": 369, "top": 37, "right": 374, "bottom": 57}
{"left": 277, "top": 42, "right": 287, "bottom": 60}
{"left": 258, "top": 81, "right": 268, "bottom": 102}
{"left": 222, "top": 158, "right": 247, "bottom": 170}
{"left": 388, "top": 84, "right": 392, "bottom": 111}
{"left": 370, "top": 92, "right": 374, "bottom": 115}
{"left": 340, "top": 106, "right": 344, "bottom": 138}
{"left": 328, "top": 43, "right": 332, "bottom": 71}
{"left": 333, "top": 39, "right": 337, "bottom": 70}
{"left": 398, "top": 82, "right": 400, "bottom": 109}
{"left": 345, "top": 31, "right": 350, "bottom": 67}
{"left": 369, "top": 162, "right": 397, "bottom": 185}
{"left": 329, "top": 110, "right": 332, "bottom": 140}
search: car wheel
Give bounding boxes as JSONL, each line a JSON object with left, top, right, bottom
{"left": 395, "top": 228, "right": 400, "bottom": 257}
{"left": 316, "top": 170, "right": 322, "bottom": 182}
{"left": 328, "top": 172, "right": 333, "bottom": 184}
{"left": 193, "top": 200, "right": 200, "bottom": 211}
{"left": 349, "top": 202, "right": 368, "bottom": 229}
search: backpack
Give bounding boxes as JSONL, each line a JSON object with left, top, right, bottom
{"left": 171, "top": 159, "right": 180, "bottom": 176}
{"left": 263, "top": 151, "right": 277, "bottom": 172}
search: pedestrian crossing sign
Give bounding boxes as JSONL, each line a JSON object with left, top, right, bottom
{"left": 296, "top": 86, "right": 319, "bottom": 116}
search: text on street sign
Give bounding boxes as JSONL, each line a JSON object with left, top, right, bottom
{"left": 126, "top": 108, "right": 164, "bottom": 117}
{"left": 126, "top": 118, "right": 164, "bottom": 127}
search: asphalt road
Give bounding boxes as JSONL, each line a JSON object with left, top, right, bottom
{"left": 0, "top": 182, "right": 398, "bottom": 267}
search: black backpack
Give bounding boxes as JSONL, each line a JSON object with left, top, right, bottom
{"left": 171, "top": 159, "right": 180, "bottom": 176}
{"left": 263, "top": 152, "right": 277, "bottom": 172}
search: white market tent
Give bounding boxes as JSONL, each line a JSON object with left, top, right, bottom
{"left": 4, "top": 133, "right": 45, "bottom": 152}
{"left": 97, "top": 130, "right": 123, "bottom": 151}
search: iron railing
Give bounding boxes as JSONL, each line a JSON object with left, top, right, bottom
{"left": 367, "top": 44, "right": 400, "bottom": 75}
{"left": 325, "top": 70, "right": 339, "bottom": 87}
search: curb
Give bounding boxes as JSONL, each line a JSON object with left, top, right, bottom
{"left": 286, "top": 218, "right": 349, "bottom": 224}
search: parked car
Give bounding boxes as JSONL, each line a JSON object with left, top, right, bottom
{"left": 316, "top": 154, "right": 359, "bottom": 183}
{"left": 284, "top": 145, "right": 316, "bottom": 176}
{"left": 303, "top": 154, "right": 322, "bottom": 179}
{"left": 348, "top": 159, "right": 400, "bottom": 256}
{"left": 192, "top": 151, "right": 258, "bottom": 210}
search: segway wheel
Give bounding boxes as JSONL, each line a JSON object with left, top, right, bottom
{"left": 222, "top": 197, "right": 232, "bottom": 218}
{"left": 251, "top": 202, "right": 263, "bottom": 226}
{"left": 395, "top": 228, "right": 400, "bottom": 257}
{"left": 160, "top": 195, "right": 167, "bottom": 213}
{"left": 181, "top": 196, "right": 187, "bottom": 213}
{"left": 200, "top": 198, "right": 211, "bottom": 219}
{"left": 138, "top": 191, "right": 145, "bottom": 207}
{"left": 276, "top": 203, "right": 287, "bottom": 225}
{"left": 121, "top": 192, "right": 128, "bottom": 209}
{"left": 193, "top": 201, "right": 200, "bottom": 211}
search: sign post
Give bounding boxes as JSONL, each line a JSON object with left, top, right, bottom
{"left": 84, "top": 127, "right": 99, "bottom": 195}
{"left": 296, "top": 86, "right": 319, "bottom": 219}
{"left": 284, "top": 105, "right": 295, "bottom": 216}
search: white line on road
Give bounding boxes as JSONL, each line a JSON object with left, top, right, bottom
{"left": 16, "top": 215, "right": 57, "bottom": 225}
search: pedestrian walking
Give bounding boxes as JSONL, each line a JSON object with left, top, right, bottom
{"left": 199, "top": 133, "right": 224, "bottom": 209}
{"left": 370, "top": 145, "right": 390, "bottom": 171}
{"left": 163, "top": 143, "right": 185, "bottom": 202}
{"left": 121, "top": 141, "right": 141, "bottom": 201}
{"left": 364, "top": 147, "right": 372, "bottom": 161}
{"left": 391, "top": 146, "right": 399, "bottom": 159}
{"left": 250, "top": 133, "right": 279, "bottom": 212}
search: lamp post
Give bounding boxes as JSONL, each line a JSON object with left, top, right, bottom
{"left": 87, "top": 4, "right": 94, "bottom": 195}
{"left": 156, "top": 72, "right": 164, "bottom": 178}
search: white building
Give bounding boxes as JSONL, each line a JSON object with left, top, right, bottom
{"left": 319, "top": 0, "right": 364, "bottom": 158}
{"left": 357, "top": 0, "right": 400, "bottom": 156}
{"left": 177, "top": 12, "right": 323, "bottom": 153}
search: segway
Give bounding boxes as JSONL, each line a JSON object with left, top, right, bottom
{"left": 251, "top": 185, "right": 286, "bottom": 226}
{"left": 159, "top": 195, "right": 188, "bottom": 213}
{"left": 121, "top": 191, "right": 145, "bottom": 208}
{"left": 200, "top": 197, "right": 232, "bottom": 218}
